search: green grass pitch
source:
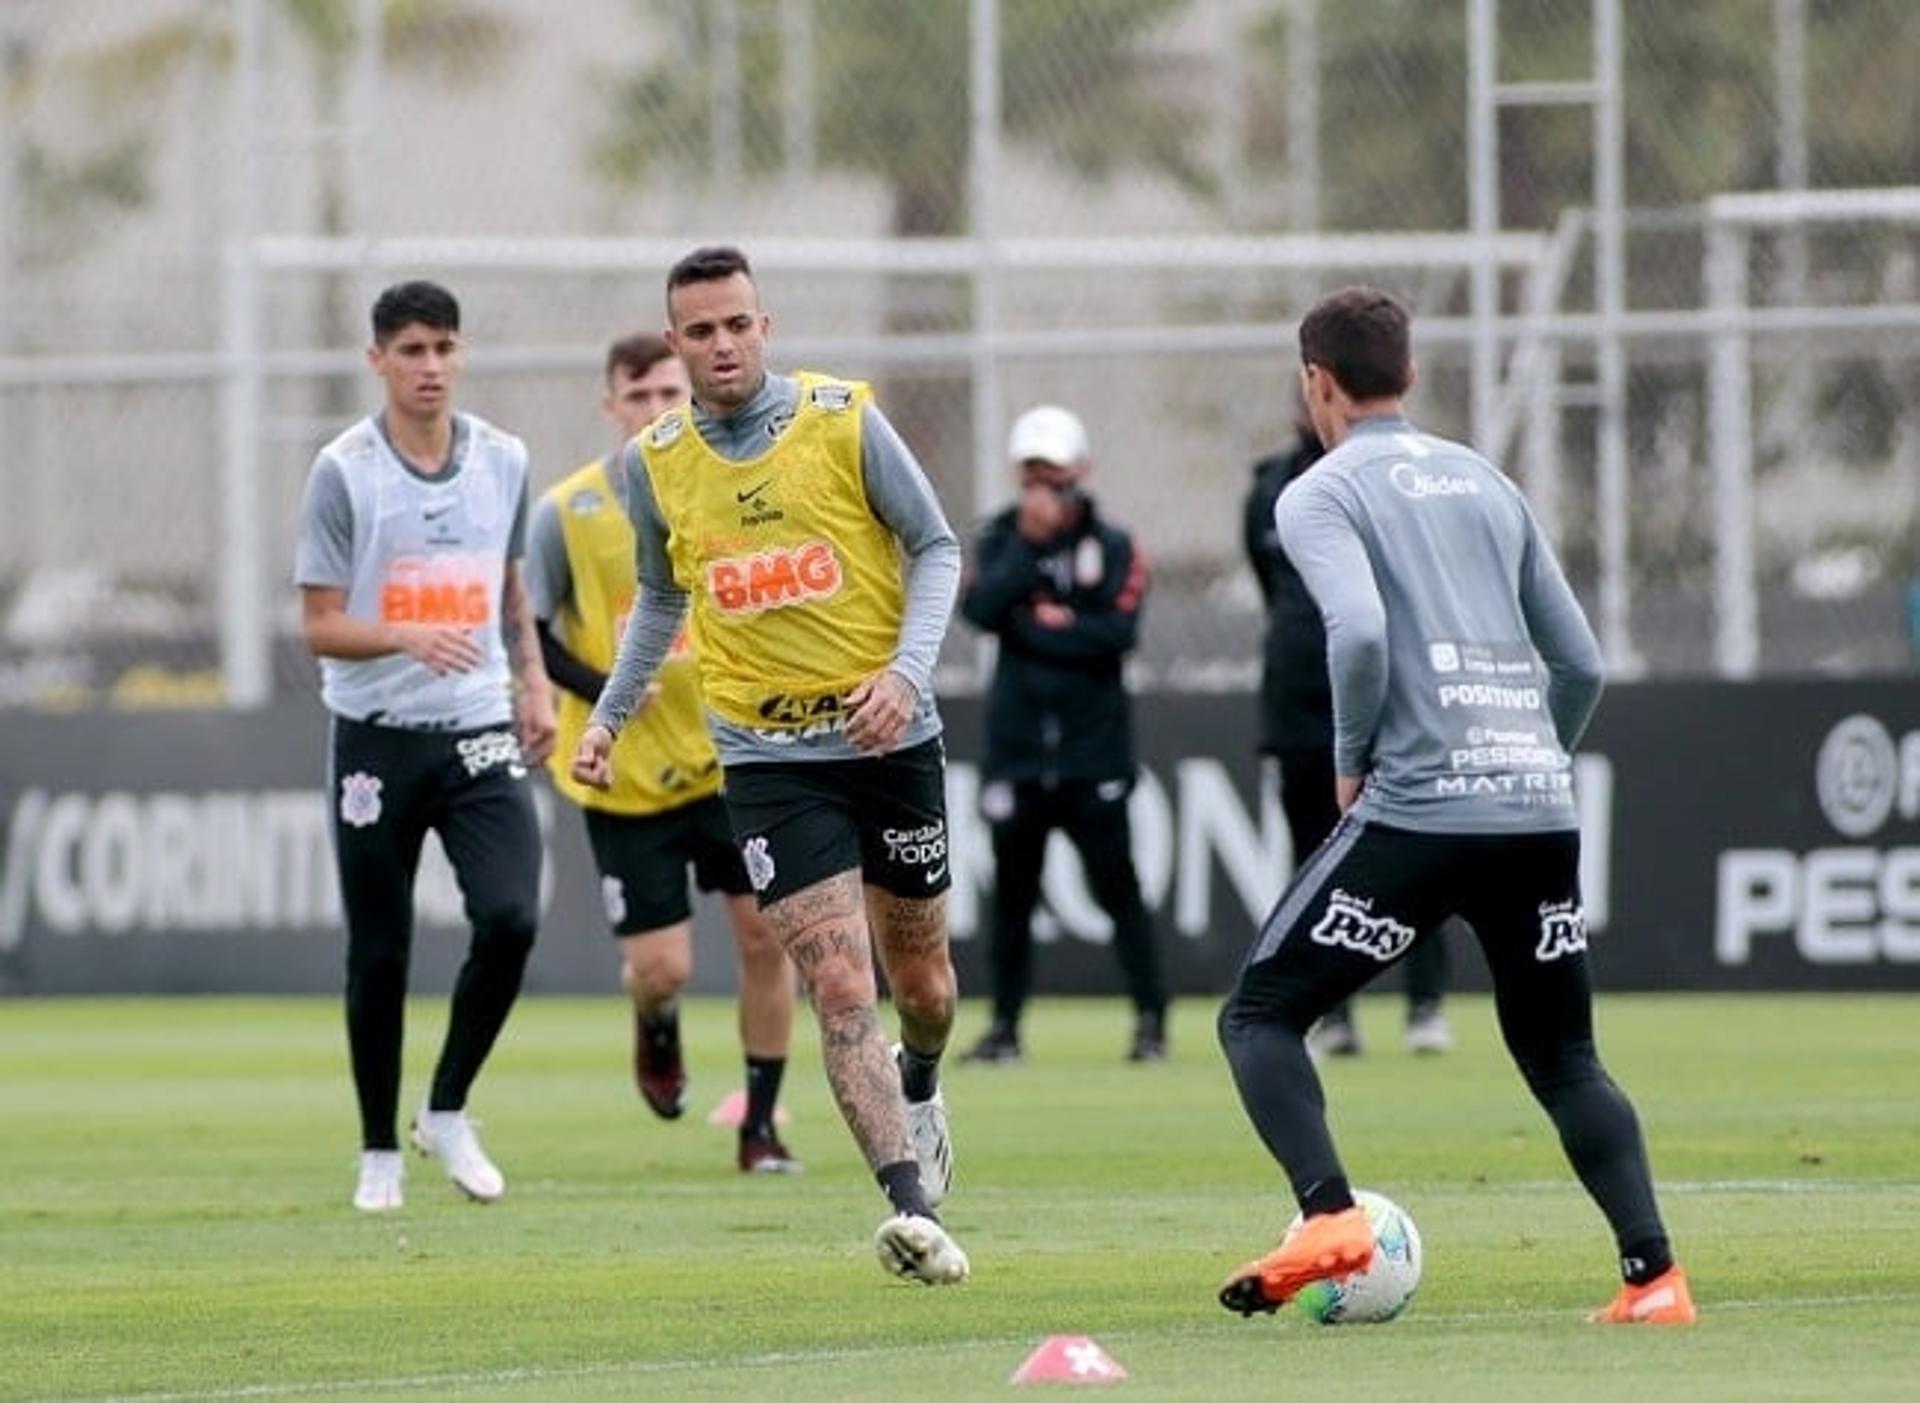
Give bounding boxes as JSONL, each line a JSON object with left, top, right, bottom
{"left": 5, "top": 993, "right": 1919, "bottom": 1400}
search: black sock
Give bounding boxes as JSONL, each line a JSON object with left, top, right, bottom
{"left": 1299, "top": 1175, "right": 1356, "bottom": 1217}
{"left": 897, "top": 1042, "right": 942, "bottom": 1104}
{"left": 1621, "top": 1238, "right": 1674, "bottom": 1285}
{"left": 877, "top": 1160, "right": 936, "bottom": 1220}
{"left": 742, "top": 1055, "right": 785, "bottom": 1138}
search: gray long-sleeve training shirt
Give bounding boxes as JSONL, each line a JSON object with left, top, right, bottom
{"left": 589, "top": 371, "right": 961, "bottom": 765}
{"left": 1274, "top": 414, "right": 1603, "bottom": 833}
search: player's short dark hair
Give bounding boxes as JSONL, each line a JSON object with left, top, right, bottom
{"left": 605, "top": 332, "right": 675, "bottom": 383}
{"left": 665, "top": 245, "right": 754, "bottom": 309}
{"left": 1298, "top": 286, "right": 1412, "bottom": 400}
{"left": 371, "top": 280, "right": 460, "bottom": 345}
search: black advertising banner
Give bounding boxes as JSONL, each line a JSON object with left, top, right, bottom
{"left": 1, "top": 681, "right": 1915, "bottom": 996}
{"left": 1588, "top": 680, "right": 1920, "bottom": 987}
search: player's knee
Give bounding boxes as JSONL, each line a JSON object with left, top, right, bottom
{"left": 1218, "top": 974, "right": 1315, "bottom": 1046}
{"left": 1216, "top": 992, "right": 1254, "bottom": 1055}
{"left": 803, "top": 951, "right": 875, "bottom": 1019}
{"left": 732, "top": 917, "right": 784, "bottom": 971}
{"left": 1511, "top": 1036, "right": 1602, "bottom": 1097}
{"left": 347, "top": 942, "right": 407, "bottom": 986}
{"left": 888, "top": 958, "right": 955, "bottom": 1028}
{"left": 471, "top": 898, "right": 537, "bottom": 959}
{"left": 624, "top": 946, "right": 690, "bottom": 1002}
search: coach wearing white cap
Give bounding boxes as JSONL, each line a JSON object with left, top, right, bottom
{"left": 957, "top": 405, "right": 1170, "bottom": 1065}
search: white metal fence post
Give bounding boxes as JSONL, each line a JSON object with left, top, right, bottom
{"left": 1466, "top": 0, "right": 1500, "bottom": 452}
{"left": 1592, "top": 0, "right": 1635, "bottom": 671}
{"left": 1708, "top": 221, "right": 1758, "bottom": 677}
{"left": 969, "top": 0, "right": 1002, "bottom": 528}
{"left": 219, "top": 0, "right": 269, "bottom": 707}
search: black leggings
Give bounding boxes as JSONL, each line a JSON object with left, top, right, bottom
{"left": 1217, "top": 822, "right": 1668, "bottom": 1264}
{"left": 1274, "top": 746, "right": 1448, "bottom": 1011}
{"left": 330, "top": 718, "right": 541, "bottom": 1150}
{"left": 983, "top": 777, "right": 1167, "bottom": 1026}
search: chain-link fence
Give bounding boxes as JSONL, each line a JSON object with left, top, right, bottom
{"left": 3, "top": 0, "right": 1917, "bottom": 709}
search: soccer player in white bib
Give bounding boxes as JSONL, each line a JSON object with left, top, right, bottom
{"left": 295, "top": 281, "right": 556, "bottom": 1213}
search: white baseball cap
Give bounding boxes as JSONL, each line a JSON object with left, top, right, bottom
{"left": 1007, "top": 405, "right": 1090, "bottom": 467}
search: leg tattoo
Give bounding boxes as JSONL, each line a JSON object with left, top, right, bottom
{"left": 769, "top": 873, "right": 913, "bottom": 1169}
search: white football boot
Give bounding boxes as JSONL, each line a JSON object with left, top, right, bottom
{"left": 874, "top": 1214, "right": 970, "bottom": 1285}
{"left": 893, "top": 1043, "right": 953, "bottom": 1207}
{"left": 352, "top": 1150, "right": 405, "bottom": 1212}
{"left": 410, "top": 1108, "right": 505, "bottom": 1202}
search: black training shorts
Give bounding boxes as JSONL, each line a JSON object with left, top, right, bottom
{"left": 1230, "top": 818, "right": 1586, "bottom": 1031}
{"left": 581, "top": 793, "right": 750, "bottom": 937}
{"left": 720, "top": 737, "right": 951, "bottom": 907}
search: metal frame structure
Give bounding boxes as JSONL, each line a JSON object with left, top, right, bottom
{"left": 1705, "top": 185, "right": 1920, "bottom": 677}
{"left": 1470, "top": 0, "right": 1633, "bottom": 668}
{"left": 7, "top": 0, "right": 1920, "bottom": 703}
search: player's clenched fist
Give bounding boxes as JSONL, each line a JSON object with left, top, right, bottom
{"left": 570, "top": 723, "right": 616, "bottom": 790}
{"left": 843, "top": 669, "right": 915, "bottom": 754}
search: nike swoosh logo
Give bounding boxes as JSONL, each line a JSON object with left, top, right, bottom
{"left": 925, "top": 865, "right": 948, "bottom": 885}
{"left": 735, "top": 480, "right": 772, "bottom": 503}
{"left": 423, "top": 503, "right": 456, "bottom": 520}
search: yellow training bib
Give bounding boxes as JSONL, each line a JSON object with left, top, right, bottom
{"left": 640, "top": 374, "right": 904, "bottom": 732}
{"left": 544, "top": 457, "right": 721, "bottom": 814}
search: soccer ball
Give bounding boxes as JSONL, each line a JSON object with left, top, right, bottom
{"left": 1292, "top": 1189, "right": 1422, "bottom": 1324}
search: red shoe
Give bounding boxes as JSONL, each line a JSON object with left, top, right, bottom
{"left": 1219, "top": 1206, "right": 1375, "bottom": 1315}
{"left": 1590, "top": 1265, "right": 1697, "bottom": 1325}
{"left": 737, "top": 1131, "right": 803, "bottom": 1175}
{"left": 633, "top": 1011, "right": 686, "bottom": 1120}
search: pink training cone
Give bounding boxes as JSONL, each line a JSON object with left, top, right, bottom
{"left": 1010, "top": 1336, "right": 1129, "bottom": 1386}
{"left": 705, "top": 1089, "right": 791, "bottom": 1128}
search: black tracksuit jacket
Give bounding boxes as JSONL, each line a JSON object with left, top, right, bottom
{"left": 959, "top": 496, "right": 1147, "bottom": 786}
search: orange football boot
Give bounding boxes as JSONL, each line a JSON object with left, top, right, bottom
{"left": 1219, "top": 1206, "right": 1376, "bottom": 1316}
{"left": 1589, "top": 1265, "right": 1697, "bottom": 1325}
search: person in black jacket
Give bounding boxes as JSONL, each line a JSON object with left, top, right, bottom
{"left": 1243, "top": 418, "right": 1454, "bottom": 1057}
{"left": 959, "top": 405, "right": 1170, "bottom": 1064}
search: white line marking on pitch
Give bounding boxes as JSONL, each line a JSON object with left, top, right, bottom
{"left": 65, "top": 1291, "right": 1920, "bottom": 1403}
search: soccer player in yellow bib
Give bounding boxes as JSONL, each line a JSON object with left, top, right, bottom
{"left": 571, "top": 246, "right": 969, "bottom": 1285}
{"left": 527, "top": 333, "right": 799, "bottom": 1174}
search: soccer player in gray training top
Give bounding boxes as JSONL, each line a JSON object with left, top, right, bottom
{"left": 296, "top": 280, "right": 557, "bottom": 1214}
{"left": 1214, "top": 287, "right": 1694, "bottom": 1326}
